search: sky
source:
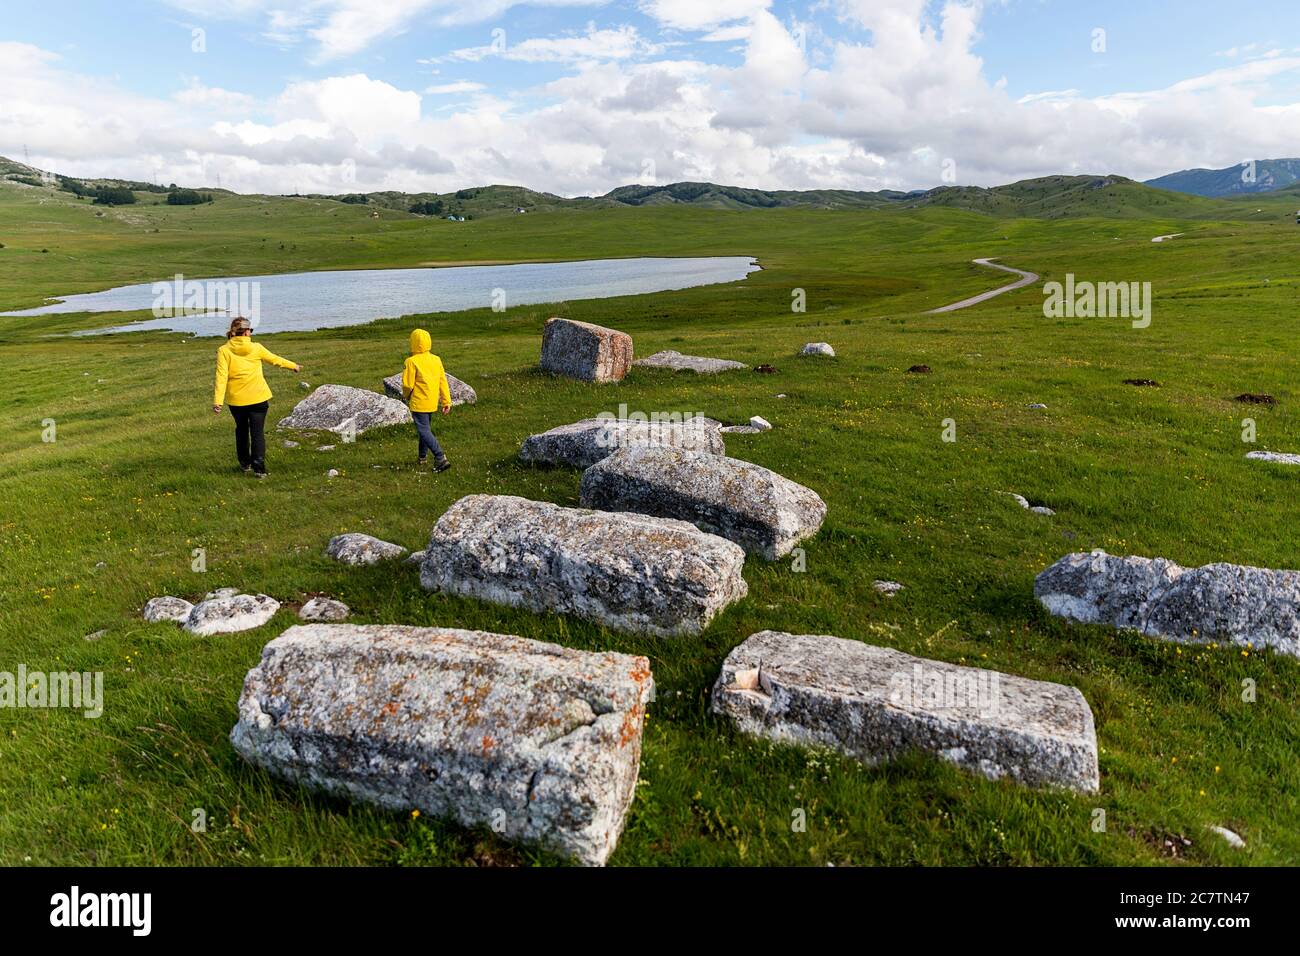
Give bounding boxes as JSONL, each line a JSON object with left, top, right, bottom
{"left": 3, "top": 0, "right": 1300, "bottom": 197}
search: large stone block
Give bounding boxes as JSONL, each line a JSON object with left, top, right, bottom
{"left": 712, "top": 631, "right": 1100, "bottom": 792}
{"left": 1035, "top": 551, "right": 1300, "bottom": 658}
{"left": 230, "top": 624, "right": 652, "bottom": 866}
{"left": 539, "top": 318, "right": 633, "bottom": 383}
{"left": 420, "top": 494, "right": 748, "bottom": 637}
{"left": 580, "top": 446, "right": 825, "bottom": 560}
{"left": 519, "top": 416, "right": 725, "bottom": 469}
{"left": 277, "top": 384, "right": 410, "bottom": 435}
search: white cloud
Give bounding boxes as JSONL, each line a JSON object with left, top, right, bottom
{"left": 639, "top": 0, "right": 771, "bottom": 32}
{"left": 445, "top": 24, "right": 658, "bottom": 63}
{"left": 424, "top": 81, "right": 487, "bottom": 94}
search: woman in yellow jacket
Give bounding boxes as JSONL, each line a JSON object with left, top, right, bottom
{"left": 402, "top": 328, "right": 453, "bottom": 471}
{"left": 212, "top": 317, "right": 302, "bottom": 477}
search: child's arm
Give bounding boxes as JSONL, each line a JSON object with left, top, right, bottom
{"left": 401, "top": 358, "right": 416, "bottom": 403}
{"left": 437, "top": 364, "right": 452, "bottom": 412}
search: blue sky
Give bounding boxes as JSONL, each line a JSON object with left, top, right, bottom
{"left": 3, "top": 1, "right": 1299, "bottom": 195}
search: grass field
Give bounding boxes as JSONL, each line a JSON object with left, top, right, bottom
{"left": 0, "top": 178, "right": 1297, "bottom": 866}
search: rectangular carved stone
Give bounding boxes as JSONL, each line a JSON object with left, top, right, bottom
{"left": 539, "top": 317, "right": 633, "bottom": 383}
{"left": 230, "top": 624, "right": 653, "bottom": 866}
{"left": 711, "top": 631, "right": 1100, "bottom": 792}
{"left": 580, "top": 446, "right": 826, "bottom": 560}
{"left": 520, "top": 416, "right": 725, "bottom": 469}
{"left": 420, "top": 494, "right": 748, "bottom": 636}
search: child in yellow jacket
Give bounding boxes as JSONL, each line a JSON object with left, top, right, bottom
{"left": 402, "top": 328, "right": 453, "bottom": 471}
{"left": 212, "top": 317, "right": 301, "bottom": 477}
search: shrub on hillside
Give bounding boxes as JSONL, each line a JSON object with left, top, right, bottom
{"left": 166, "top": 188, "right": 213, "bottom": 205}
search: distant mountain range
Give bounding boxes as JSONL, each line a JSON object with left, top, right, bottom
{"left": 3, "top": 153, "right": 1298, "bottom": 220}
{"left": 1144, "top": 159, "right": 1300, "bottom": 198}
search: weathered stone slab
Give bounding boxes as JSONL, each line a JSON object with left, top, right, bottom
{"left": 540, "top": 318, "right": 633, "bottom": 383}
{"left": 580, "top": 446, "right": 826, "bottom": 560}
{"left": 633, "top": 350, "right": 747, "bottom": 374}
{"left": 519, "top": 416, "right": 724, "bottom": 469}
{"left": 277, "top": 384, "right": 410, "bottom": 435}
{"left": 143, "top": 595, "right": 193, "bottom": 623}
{"left": 183, "top": 593, "right": 280, "bottom": 635}
{"left": 382, "top": 372, "right": 477, "bottom": 406}
{"left": 420, "top": 495, "right": 748, "bottom": 637}
{"left": 326, "top": 533, "right": 408, "bottom": 565}
{"left": 711, "top": 630, "right": 1099, "bottom": 793}
{"left": 229, "top": 624, "right": 653, "bottom": 866}
{"left": 1035, "top": 551, "right": 1300, "bottom": 658}
{"left": 1246, "top": 450, "right": 1300, "bottom": 466}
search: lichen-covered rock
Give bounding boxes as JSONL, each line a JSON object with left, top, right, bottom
{"left": 298, "top": 597, "right": 350, "bottom": 622}
{"left": 1035, "top": 551, "right": 1300, "bottom": 658}
{"left": 420, "top": 495, "right": 748, "bottom": 637}
{"left": 540, "top": 318, "right": 633, "bottom": 383}
{"left": 143, "top": 596, "right": 193, "bottom": 623}
{"left": 519, "top": 416, "right": 725, "bottom": 469}
{"left": 183, "top": 593, "right": 280, "bottom": 635}
{"left": 580, "top": 446, "right": 825, "bottom": 560}
{"left": 1246, "top": 450, "right": 1300, "bottom": 466}
{"left": 633, "top": 350, "right": 746, "bottom": 374}
{"left": 230, "top": 624, "right": 653, "bottom": 866}
{"left": 711, "top": 631, "right": 1099, "bottom": 793}
{"left": 277, "top": 384, "right": 410, "bottom": 435}
{"left": 382, "top": 372, "right": 477, "bottom": 406}
{"left": 326, "top": 533, "right": 408, "bottom": 565}
{"left": 801, "top": 342, "right": 835, "bottom": 357}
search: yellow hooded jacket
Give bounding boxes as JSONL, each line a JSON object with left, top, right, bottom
{"left": 402, "top": 329, "right": 452, "bottom": 413}
{"left": 213, "top": 336, "right": 296, "bottom": 407}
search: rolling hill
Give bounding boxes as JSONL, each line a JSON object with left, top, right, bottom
{"left": 1145, "top": 159, "right": 1300, "bottom": 197}
{"left": 1, "top": 155, "right": 1286, "bottom": 222}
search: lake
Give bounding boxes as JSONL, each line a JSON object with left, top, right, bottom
{"left": 0, "top": 256, "right": 760, "bottom": 336}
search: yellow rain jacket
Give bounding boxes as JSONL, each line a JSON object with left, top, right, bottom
{"left": 402, "top": 329, "right": 452, "bottom": 413}
{"left": 213, "top": 336, "right": 296, "bottom": 407}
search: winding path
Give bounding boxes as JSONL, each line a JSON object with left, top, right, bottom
{"left": 928, "top": 257, "right": 1040, "bottom": 314}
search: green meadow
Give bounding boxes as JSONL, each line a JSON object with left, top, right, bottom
{"left": 0, "top": 179, "right": 1297, "bottom": 866}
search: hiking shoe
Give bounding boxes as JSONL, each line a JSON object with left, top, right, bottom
{"left": 238, "top": 464, "right": 252, "bottom": 474}
{"left": 435, "top": 458, "right": 452, "bottom": 473}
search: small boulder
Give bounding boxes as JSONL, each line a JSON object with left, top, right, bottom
{"left": 1035, "top": 551, "right": 1300, "bottom": 658}
{"left": 519, "top": 416, "right": 725, "bottom": 469}
{"left": 298, "top": 597, "right": 350, "bottom": 622}
{"left": 205, "top": 587, "right": 239, "bottom": 601}
{"left": 580, "top": 446, "right": 826, "bottom": 560}
{"left": 183, "top": 593, "right": 280, "bottom": 635}
{"left": 282, "top": 440, "right": 300, "bottom": 448}
{"left": 711, "top": 631, "right": 1099, "bottom": 793}
{"left": 749, "top": 416, "right": 772, "bottom": 431}
{"left": 382, "top": 372, "right": 477, "bottom": 406}
{"left": 143, "top": 596, "right": 192, "bottom": 623}
{"left": 404, "top": 549, "right": 427, "bottom": 566}
{"left": 326, "top": 533, "right": 408, "bottom": 565}
{"left": 1001, "top": 492, "right": 1055, "bottom": 516}
{"left": 801, "top": 343, "right": 835, "bottom": 357}
{"left": 873, "top": 580, "right": 904, "bottom": 596}
{"left": 277, "top": 384, "right": 410, "bottom": 435}
{"left": 633, "top": 350, "right": 746, "bottom": 374}
{"left": 420, "top": 495, "right": 748, "bottom": 637}
{"left": 327, "top": 469, "right": 339, "bottom": 478}
{"left": 230, "top": 624, "right": 653, "bottom": 866}
{"left": 540, "top": 318, "right": 633, "bottom": 383}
